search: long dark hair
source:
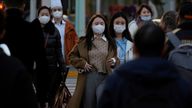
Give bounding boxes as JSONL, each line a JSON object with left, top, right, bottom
{"left": 109, "top": 12, "right": 132, "bottom": 42}
{"left": 85, "top": 14, "right": 116, "bottom": 51}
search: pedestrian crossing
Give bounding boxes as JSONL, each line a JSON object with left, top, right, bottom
{"left": 65, "top": 66, "right": 78, "bottom": 95}
{"left": 65, "top": 77, "right": 77, "bottom": 95}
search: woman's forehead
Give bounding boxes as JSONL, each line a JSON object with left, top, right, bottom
{"left": 93, "top": 17, "right": 104, "bottom": 23}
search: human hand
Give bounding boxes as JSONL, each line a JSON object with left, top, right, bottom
{"left": 108, "top": 58, "right": 116, "bottom": 68}
{"left": 84, "top": 62, "right": 93, "bottom": 72}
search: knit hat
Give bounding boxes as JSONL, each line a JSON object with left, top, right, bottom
{"left": 51, "top": 0, "right": 62, "bottom": 8}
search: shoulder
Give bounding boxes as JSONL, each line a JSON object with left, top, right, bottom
{"left": 0, "top": 52, "right": 26, "bottom": 72}
{"left": 31, "top": 18, "right": 40, "bottom": 26}
{"left": 78, "top": 37, "right": 86, "bottom": 43}
{"left": 65, "top": 20, "right": 75, "bottom": 30}
{"left": 126, "top": 39, "right": 133, "bottom": 45}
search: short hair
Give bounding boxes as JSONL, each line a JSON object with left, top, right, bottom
{"left": 179, "top": 2, "right": 192, "bottom": 20}
{"left": 134, "top": 23, "right": 165, "bottom": 57}
{"left": 4, "top": 0, "right": 26, "bottom": 8}
{"left": 137, "top": 4, "right": 153, "bottom": 17}
{"left": 161, "top": 11, "right": 177, "bottom": 30}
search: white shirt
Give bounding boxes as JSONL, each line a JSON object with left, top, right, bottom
{"left": 52, "top": 19, "right": 66, "bottom": 59}
{"left": 128, "top": 19, "right": 138, "bottom": 39}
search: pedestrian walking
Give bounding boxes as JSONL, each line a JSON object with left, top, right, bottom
{"left": 0, "top": 10, "right": 38, "bottom": 108}
{"left": 98, "top": 23, "right": 192, "bottom": 108}
{"left": 109, "top": 12, "right": 133, "bottom": 65}
{"left": 68, "top": 14, "right": 119, "bottom": 108}
{"left": 31, "top": 6, "right": 67, "bottom": 108}
{"left": 2, "top": 0, "right": 36, "bottom": 76}
{"left": 51, "top": 0, "right": 78, "bottom": 65}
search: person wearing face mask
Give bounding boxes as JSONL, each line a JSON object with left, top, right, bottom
{"left": 31, "top": 6, "right": 67, "bottom": 108}
{"left": 128, "top": 4, "right": 154, "bottom": 39}
{"left": 109, "top": 12, "right": 133, "bottom": 65}
{"left": 136, "top": 4, "right": 154, "bottom": 28}
{"left": 51, "top": 0, "right": 78, "bottom": 66}
{"left": 68, "top": 14, "right": 119, "bottom": 108}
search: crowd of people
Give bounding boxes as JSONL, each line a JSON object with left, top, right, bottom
{"left": 0, "top": 0, "right": 192, "bottom": 108}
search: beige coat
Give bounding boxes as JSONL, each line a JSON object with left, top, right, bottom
{"left": 67, "top": 37, "right": 119, "bottom": 108}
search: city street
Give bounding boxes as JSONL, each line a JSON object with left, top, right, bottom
{"left": 65, "top": 67, "right": 78, "bottom": 95}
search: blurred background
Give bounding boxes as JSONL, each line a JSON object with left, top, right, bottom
{"left": 0, "top": 0, "right": 192, "bottom": 36}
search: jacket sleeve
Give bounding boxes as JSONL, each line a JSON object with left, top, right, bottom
{"left": 65, "top": 21, "right": 79, "bottom": 65}
{"left": 55, "top": 29, "right": 67, "bottom": 73}
{"left": 13, "top": 66, "right": 38, "bottom": 108}
{"left": 69, "top": 43, "right": 87, "bottom": 69}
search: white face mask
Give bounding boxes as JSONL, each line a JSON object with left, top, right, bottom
{"left": 38, "top": 16, "right": 50, "bottom": 24}
{"left": 52, "top": 11, "right": 63, "bottom": 18}
{"left": 140, "top": 16, "right": 152, "bottom": 21}
{"left": 114, "top": 24, "right": 126, "bottom": 33}
{"left": 92, "top": 24, "right": 105, "bottom": 34}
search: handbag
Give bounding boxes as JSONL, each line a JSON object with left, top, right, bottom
{"left": 52, "top": 67, "right": 71, "bottom": 108}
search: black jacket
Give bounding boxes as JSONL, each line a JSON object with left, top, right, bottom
{"left": 98, "top": 57, "right": 192, "bottom": 108}
{"left": 2, "top": 8, "right": 35, "bottom": 75}
{"left": 31, "top": 18, "right": 66, "bottom": 103}
{"left": 0, "top": 48, "right": 38, "bottom": 108}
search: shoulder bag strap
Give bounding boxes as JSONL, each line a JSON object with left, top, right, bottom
{"left": 44, "top": 34, "right": 49, "bottom": 48}
{"left": 166, "top": 32, "right": 181, "bottom": 48}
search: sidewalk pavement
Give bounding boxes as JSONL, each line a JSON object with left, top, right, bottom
{"left": 65, "top": 66, "right": 78, "bottom": 95}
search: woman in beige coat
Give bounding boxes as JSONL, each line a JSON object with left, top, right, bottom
{"left": 68, "top": 14, "right": 119, "bottom": 108}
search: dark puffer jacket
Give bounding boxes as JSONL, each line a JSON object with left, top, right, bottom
{"left": 0, "top": 48, "right": 38, "bottom": 108}
{"left": 31, "top": 19, "right": 66, "bottom": 104}
{"left": 98, "top": 57, "right": 192, "bottom": 108}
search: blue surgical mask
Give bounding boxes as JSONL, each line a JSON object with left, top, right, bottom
{"left": 140, "top": 16, "right": 152, "bottom": 21}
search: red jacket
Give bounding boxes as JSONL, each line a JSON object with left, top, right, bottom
{"left": 64, "top": 20, "right": 78, "bottom": 65}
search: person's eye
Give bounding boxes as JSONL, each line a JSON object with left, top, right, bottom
{"left": 94, "top": 22, "right": 99, "bottom": 25}
{"left": 100, "top": 22, "right": 104, "bottom": 25}
{"left": 115, "top": 22, "right": 120, "bottom": 25}
{"left": 58, "top": 9, "right": 62, "bottom": 11}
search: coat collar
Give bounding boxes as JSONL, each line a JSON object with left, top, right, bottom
{"left": 52, "top": 19, "right": 66, "bottom": 25}
{"left": 93, "top": 35, "right": 107, "bottom": 42}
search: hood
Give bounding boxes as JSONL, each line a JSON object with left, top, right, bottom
{"left": 116, "top": 57, "right": 179, "bottom": 86}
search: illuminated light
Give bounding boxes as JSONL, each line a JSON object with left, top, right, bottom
{"left": 0, "top": 2, "right": 4, "bottom": 10}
